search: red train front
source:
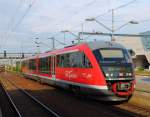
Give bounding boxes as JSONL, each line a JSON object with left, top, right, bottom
{"left": 21, "top": 41, "right": 135, "bottom": 101}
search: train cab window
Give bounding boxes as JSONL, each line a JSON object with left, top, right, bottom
{"left": 29, "top": 59, "right": 36, "bottom": 70}
{"left": 57, "top": 51, "right": 92, "bottom": 68}
{"left": 93, "top": 48, "right": 127, "bottom": 62}
{"left": 39, "top": 57, "right": 51, "bottom": 74}
{"left": 100, "top": 49, "right": 124, "bottom": 59}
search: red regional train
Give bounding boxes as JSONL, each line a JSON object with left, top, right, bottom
{"left": 21, "top": 41, "right": 135, "bottom": 101}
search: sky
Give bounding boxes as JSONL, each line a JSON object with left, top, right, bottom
{"left": 0, "top": 0, "right": 150, "bottom": 53}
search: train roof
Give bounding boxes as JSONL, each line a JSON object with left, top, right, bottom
{"left": 87, "top": 41, "right": 125, "bottom": 50}
{"left": 23, "top": 41, "right": 126, "bottom": 60}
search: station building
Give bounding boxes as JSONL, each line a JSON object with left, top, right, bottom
{"left": 116, "top": 31, "right": 150, "bottom": 69}
{"left": 0, "top": 52, "right": 35, "bottom": 67}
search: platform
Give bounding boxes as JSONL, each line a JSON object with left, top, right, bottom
{"left": 136, "top": 75, "right": 150, "bottom": 92}
{"left": 128, "top": 76, "right": 150, "bottom": 108}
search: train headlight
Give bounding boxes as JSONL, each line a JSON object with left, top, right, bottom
{"left": 110, "top": 73, "right": 113, "bottom": 77}
{"left": 106, "top": 73, "right": 109, "bottom": 77}
{"left": 119, "top": 73, "right": 123, "bottom": 77}
{"left": 126, "top": 73, "right": 129, "bottom": 76}
{"left": 128, "top": 73, "right": 132, "bottom": 76}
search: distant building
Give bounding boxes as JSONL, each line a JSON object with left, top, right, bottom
{"left": 0, "top": 52, "right": 36, "bottom": 66}
{"left": 141, "top": 31, "right": 150, "bottom": 51}
{"left": 116, "top": 31, "right": 150, "bottom": 69}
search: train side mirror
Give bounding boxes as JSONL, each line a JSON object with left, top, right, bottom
{"left": 128, "top": 49, "right": 135, "bottom": 56}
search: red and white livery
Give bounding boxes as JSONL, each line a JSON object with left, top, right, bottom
{"left": 21, "top": 41, "right": 135, "bottom": 101}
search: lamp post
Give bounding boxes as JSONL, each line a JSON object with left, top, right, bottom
{"left": 35, "top": 37, "right": 40, "bottom": 54}
{"left": 48, "top": 37, "right": 66, "bottom": 50}
{"left": 61, "top": 30, "right": 81, "bottom": 43}
{"left": 34, "top": 41, "right": 51, "bottom": 49}
{"left": 85, "top": 16, "right": 138, "bottom": 41}
{"left": 61, "top": 31, "right": 66, "bottom": 44}
{"left": 48, "top": 37, "right": 55, "bottom": 50}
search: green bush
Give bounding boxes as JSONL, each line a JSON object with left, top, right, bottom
{"left": 136, "top": 67, "right": 144, "bottom": 71}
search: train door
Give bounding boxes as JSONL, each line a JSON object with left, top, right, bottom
{"left": 52, "top": 55, "right": 56, "bottom": 80}
{"left": 49, "top": 56, "right": 52, "bottom": 76}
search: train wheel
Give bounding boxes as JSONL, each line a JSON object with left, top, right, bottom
{"left": 70, "top": 85, "right": 86, "bottom": 99}
{"left": 69, "top": 85, "right": 80, "bottom": 94}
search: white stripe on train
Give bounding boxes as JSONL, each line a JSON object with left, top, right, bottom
{"left": 24, "top": 73, "right": 108, "bottom": 90}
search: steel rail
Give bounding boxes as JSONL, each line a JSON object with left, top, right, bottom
{"left": 5, "top": 78, "right": 61, "bottom": 117}
{"left": 0, "top": 81, "right": 22, "bottom": 117}
{"left": 119, "top": 103, "right": 150, "bottom": 116}
{"left": 135, "top": 89, "right": 150, "bottom": 93}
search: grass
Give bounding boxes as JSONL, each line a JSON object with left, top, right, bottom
{"left": 135, "top": 70, "right": 150, "bottom": 76}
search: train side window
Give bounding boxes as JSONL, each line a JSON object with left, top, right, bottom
{"left": 57, "top": 51, "right": 92, "bottom": 68}
{"left": 49, "top": 57, "right": 51, "bottom": 74}
{"left": 83, "top": 53, "right": 92, "bottom": 68}
{"left": 57, "top": 54, "right": 70, "bottom": 68}
{"left": 39, "top": 57, "right": 50, "bottom": 74}
{"left": 70, "top": 52, "right": 83, "bottom": 68}
{"left": 69, "top": 52, "right": 92, "bottom": 68}
{"left": 22, "top": 60, "right": 29, "bottom": 68}
{"left": 26, "top": 60, "right": 29, "bottom": 68}
{"left": 39, "top": 58, "right": 43, "bottom": 72}
{"left": 57, "top": 55, "right": 63, "bottom": 67}
{"left": 22, "top": 61, "right": 26, "bottom": 67}
{"left": 29, "top": 59, "right": 36, "bottom": 70}
{"left": 64, "top": 54, "right": 70, "bottom": 67}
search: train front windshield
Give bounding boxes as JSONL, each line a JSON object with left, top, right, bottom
{"left": 93, "top": 48, "right": 134, "bottom": 80}
{"left": 100, "top": 49, "right": 124, "bottom": 59}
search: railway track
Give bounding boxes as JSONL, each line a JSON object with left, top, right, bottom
{"left": 116, "top": 103, "right": 150, "bottom": 117}
{"left": 1, "top": 72, "right": 150, "bottom": 117}
{"left": 0, "top": 82, "right": 21, "bottom": 117}
{"left": 115, "top": 89, "right": 150, "bottom": 117}
{"left": 0, "top": 78, "right": 61, "bottom": 117}
{"left": 135, "top": 89, "right": 150, "bottom": 93}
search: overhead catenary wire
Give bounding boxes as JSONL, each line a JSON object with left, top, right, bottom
{"left": 6, "top": 0, "right": 24, "bottom": 31}
{"left": 58, "top": 0, "right": 98, "bottom": 36}
{"left": 37, "top": 0, "right": 138, "bottom": 47}
{"left": 67, "top": 0, "right": 97, "bottom": 19}
{"left": 95, "top": 0, "right": 137, "bottom": 19}
{"left": 139, "top": 18, "right": 150, "bottom": 23}
{"left": 2, "top": 0, "right": 96, "bottom": 53}
{"left": 114, "top": 0, "right": 137, "bottom": 10}
{"left": 73, "top": 0, "right": 138, "bottom": 41}
{"left": 1, "top": 0, "right": 147, "bottom": 54}
{"left": 12, "top": 0, "right": 37, "bottom": 31}
{"left": 45, "top": 0, "right": 97, "bottom": 38}
{"left": 0, "top": 0, "right": 25, "bottom": 50}
{"left": 63, "top": 0, "right": 137, "bottom": 41}
{"left": 16, "top": 0, "right": 138, "bottom": 51}
{"left": 3, "top": 0, "right": 37, "bottom": 52}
